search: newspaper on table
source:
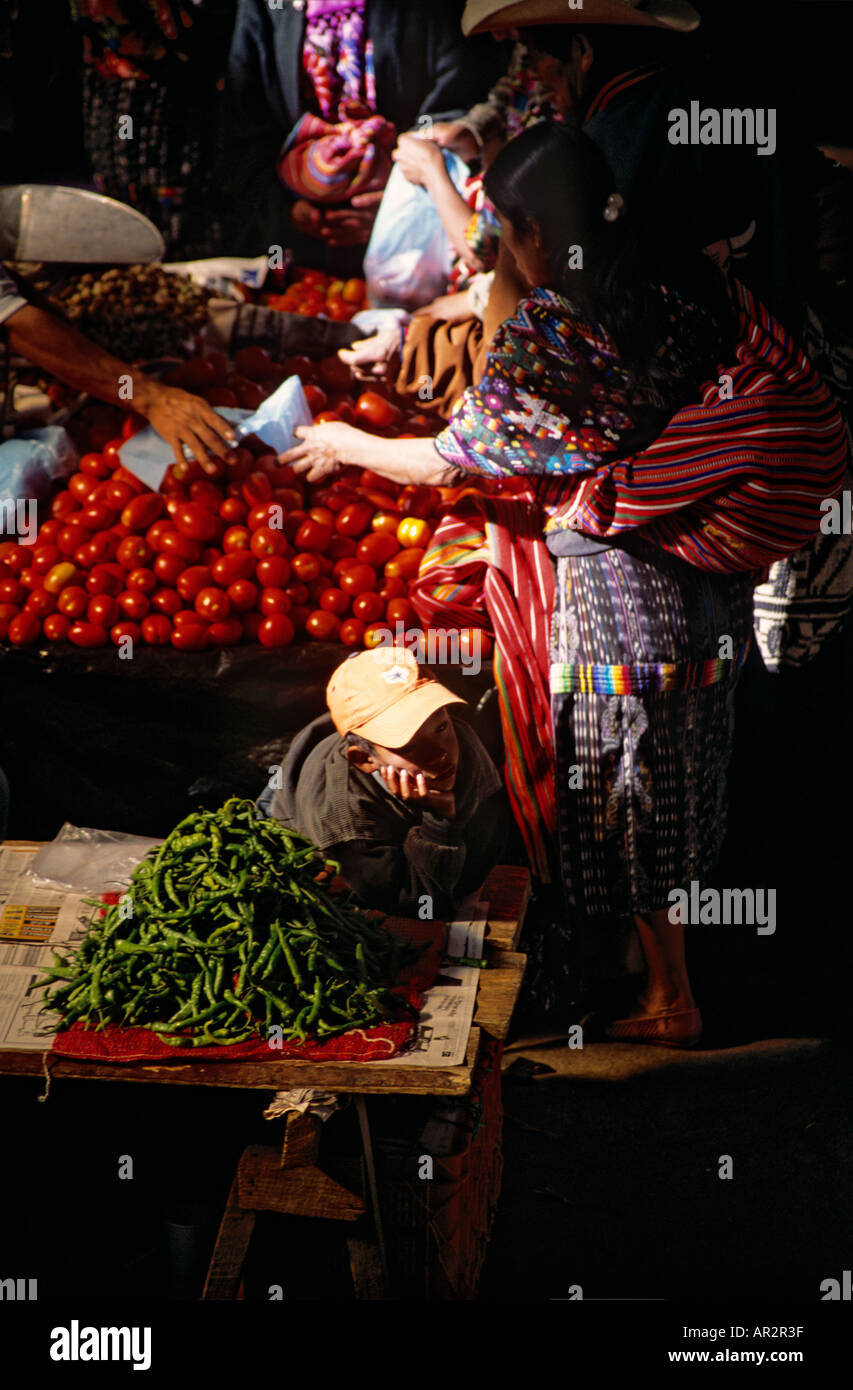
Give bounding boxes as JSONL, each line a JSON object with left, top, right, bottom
{"left": 378, "top": 898, "right": 488, "bottom": 1069}
{"left": 0, "top": 846, "right": 94, "bottom": 1051}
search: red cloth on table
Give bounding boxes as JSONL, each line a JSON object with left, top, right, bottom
{"left": 50, "top": 918, "right": 443, "bottom": 1064}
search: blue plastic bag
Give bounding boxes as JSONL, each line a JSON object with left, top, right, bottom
{"left": 0, "top": 427, "right": 78, "bottom": 544}
{"left": 364, "top": 150, "right": 469, "bottom": 310}
{"left": 118, "top": 377, "right": 313, "bottom": 492}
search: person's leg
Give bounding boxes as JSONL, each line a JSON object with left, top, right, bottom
{"left": 627, "top": 908, "right": 696, "bottom": 1016}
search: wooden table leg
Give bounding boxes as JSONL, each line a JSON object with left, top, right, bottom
{"left": 202, "top": 1171, "right": 257, "bottom": 1301}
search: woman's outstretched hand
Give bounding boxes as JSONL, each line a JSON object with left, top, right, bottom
{"left": 279, "top": 422, "right": 367, "bottom": 483}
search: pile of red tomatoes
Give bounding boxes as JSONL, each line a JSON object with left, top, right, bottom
{"left": 264, "top": 269, "right": 368, "bottom": 322}
{"left": 0, "top": 350, "right": 480, "bottom": 655}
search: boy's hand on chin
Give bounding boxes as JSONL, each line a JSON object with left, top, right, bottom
{"left": 378, "top": 765, "right": 456, "bottom": 820}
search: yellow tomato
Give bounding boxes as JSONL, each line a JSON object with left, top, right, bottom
{"left": 43, "top": 562, "right": 80, "bottom": 594}
{"left": 384, "top": 547, "right": 425, "bottom": 580}
{"left": 396, "top": 517, "right": 431, "bottom": 549}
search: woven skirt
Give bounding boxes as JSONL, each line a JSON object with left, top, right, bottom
{"left": 549, "top": 541, "right": 755, "bottom": 920}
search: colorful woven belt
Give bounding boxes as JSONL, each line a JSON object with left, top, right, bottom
{"left": 550, "top": 641, "right": 750, "bottom": 695}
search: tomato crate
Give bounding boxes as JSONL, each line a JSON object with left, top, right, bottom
{"left": 371, "top": 1037, "right": 504, "bottom": 1299}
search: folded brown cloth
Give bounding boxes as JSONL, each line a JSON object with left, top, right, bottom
{"left": 395, "top": 313, "right": 487, "bottom": 420}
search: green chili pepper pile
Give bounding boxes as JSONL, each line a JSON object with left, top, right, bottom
{"left": 39, "top": 798, "right": 422, "bottom": 1048}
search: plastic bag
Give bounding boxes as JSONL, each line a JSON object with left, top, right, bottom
{"left": 27, "top": 824, "right": 162, "bottom": 893}
{"left": 117, "top": 377, "right": 313, "bottom": 491}
{"left": 0, "top": 427, "right": 78, "bottom": 542}
{"left": 364, "top": 150, "right": 469, "bottom": 310}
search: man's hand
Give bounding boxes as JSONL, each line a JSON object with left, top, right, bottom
{"left": 138, "top": 382, "right": 236, "bottom": 475}
{"left": 292, "top": 199, "right": 325, "bottom": 237}
{"left": 412, "top": 291, "right": 477, "bottom": 324}
{"left": 280, "top": 421, "right": 368, "bottom": 483}
{"left": 378, "top": 766, "right": 456, "bottom": 820}
{"left": 319, "top": 190, "right": 384, "bottom": 247}
{"left": 418, "top": 120, "right": 480, "bottom": 163}
{"left": 391, "top": 132, "right": 447, "bottom": 188}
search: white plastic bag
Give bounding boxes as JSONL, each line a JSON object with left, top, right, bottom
{"left": 27, "top": 824, "right": 162, "bottom": 894}
{"left": 364, "top": 150, "right": 468, "bottom": 310}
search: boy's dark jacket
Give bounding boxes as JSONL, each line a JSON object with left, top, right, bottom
{"left": 259, "top": 712, "right": 509, "bottom": 917}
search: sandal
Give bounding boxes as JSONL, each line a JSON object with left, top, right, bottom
{"left": 603, "top": 1006, "right": 703, "bottom": 1049}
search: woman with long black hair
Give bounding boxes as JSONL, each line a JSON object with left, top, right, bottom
{"left": 281, "top": 124, "right": 846, "bottom": 1045}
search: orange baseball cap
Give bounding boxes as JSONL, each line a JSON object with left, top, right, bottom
{"left": 326, "top": 647, "right": 465, "bottom": 749}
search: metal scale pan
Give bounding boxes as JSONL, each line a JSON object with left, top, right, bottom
{"left": 0, "top": 185, "right": 165, "bottom": 265}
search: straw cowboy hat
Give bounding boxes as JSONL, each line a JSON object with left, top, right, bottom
{"left": 462, "top": 0, "right": 701, "bottom": 36}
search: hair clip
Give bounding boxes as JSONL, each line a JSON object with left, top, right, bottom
{"left": 603, "top": 193, "right": 624, "bottom": 223}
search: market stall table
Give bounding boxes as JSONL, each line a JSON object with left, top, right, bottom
{"left": 0, "top": 852, "right": 528, "bottom": 1298}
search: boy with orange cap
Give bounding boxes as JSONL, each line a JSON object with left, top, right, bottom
{"left": 260, "top": 647, "right": 510, "bottom": 918}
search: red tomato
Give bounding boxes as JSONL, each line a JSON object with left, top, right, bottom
{"left": 173, "top": 502, "right": 217, "bottom": 542}
{"left": 152, "top": 588, "right": 182, "bottom": 617}
{"left": 50, "top": 491, "right": 78, "bottom": 521}
{"left": 24, "top": 588, "right": 58, "bottom": 618}
{"left": 116, "top": 535, "right": 153, "bottom": 570}
{"left": 313, "top": 410, "right": 340, "bottom": 425}
{"left": 100, "top": 479, "right": 134, "bottom": 511}
{"left": 294, "top": 519, "right": 331, "bottom": 553}
{"left": 187, "top": 479, "right": 224, "bottom": 511}
{"left": 177, "top": 567, "right": 214, "bottom": 603}
{"left": 327, "top": 535, "right": 357, "bottom": 564}
{"left": 31, "top": 544, "right": 61, "bottom": 577}
{"left": 19, "top": 567, "right": 39, "bottom": 591}
{"left": 386, "top": 597, "right": 417, "bottom": 626}
{"left": 282, "top": 356, "right": 316, "bottom": 384}
{"left": 120, "top": 494, "right": 162, "bottom": 531}
{"left": 204, "top": 386, "right": 239, "bottom": 409}
{"left": 258, "top": 614, "right": 295, "bottom": 648}
{"left": 79, "top": 504, "right": 115, "bottom": 532}
{"left": 153, "top": 552, "right": 185, "bottom": 586}
{"left": 160, "top": 530, "right": 202, "bottom": 563}
{"left": 0, "top": 602, "right": 19, "bottom": 623}
{"left": 356, "top": 533, "right": 399, "bottom": 567}
{"left": 79, "top": 452, "right": 111, "bottom": 479}
{"left": 170, "top": 622, "right": 209, "bottom": 652}
{"left": 305, "top": 609, "right": 341, "bottom": 642}
{"left": 371, "top": 511, "right": 401, "bottom": 538}
{"left": 339, "top": 563, "right": 377, "bottom": 597}
{"left": 0, "top": 543, "right": 27, "bottom": 575}
{"left": 283, "top": 581, "right": 309, "bottom": 606}
{"left": 117, "top": 590, "right": 150, "bottom": 620}
{"left": 284, "top": 510, "right": 307, "bottom": 543}
{"left": 35, "top": 521, "right": 62, "bottom": 544}
{"left": 87, "top": 531, "right": 122, "bottom": 565}
{"left": 111, "top": 466, "right": 146, "bottom": 495}
{"left": 43, "top": 612, "right": 71, "bottom": 641}
{"left": 222, "top": 526, "right": 252, "bottom": 554}
{"left": 57, "top": 586, "right": 88, "bottom": 619}
{"left": 126, "top": 567, "right": 158, "bottom": 595}
{"left": 318, "top": 587, "right": 350, "bottom": 616}
{"left": 250, "top": 527, "right": 288, "bottom": 559}
{"left": 226, "top": 579, "right": 258, "bottom": 612}
{"left": 219, "top": 496, "right": 248, "bottom": 525}
{"left": 0, "top": 577, "right": 24, "bottom": 604}
{"left": 355, "top": 391, "right": 401, "bottom": 430}
{"left": 141, "top": 614, "right": 172, "bottom": 645}
{"left": 68, "top": 472, "right": 97, "bottom": 501}
{"left": 331, "top": 557, "right": 359, "bottom": 581}
{"left": 406, "top": 413, "right": 436, "bottom": 437}
{"left": 121, "top": 412, "right": 147, "bottom": 440}
{"left": 339, "top": 617, "right": 365, "bottom": 647}
{"left": 236, "top": 381, "right": 267, "bottom": 411}
{"left": 304, "top": 384, "right": 328, "bottom": 414}
{"left": 460, "top": 628, "right": 492, "bottom": 661}
{"left": 8, "top": 611, "right": 41, "bottom": 645}
{"left": 242, "top": 611, "right": 264, "bottom": 641}
{"left": 68, "top": 621, "right": 108, "bottom": 648}
{"left": 235, "top": 346, "right": 274, "bottom": 380}
{"left": 321, "top": 485, "right": 360, "bottom": 514}
{"left": 57, "top": 524, "right": 91, "bottom": 558}
{"left": 318, "top": 356, "right": 353, "bottom": 393}
{"left": 384, "top": 548, "right": 425, "bottom": 580}
{"left": 212, "top": 552, "right": 256, "bottom": 586}
{"left": 254, "top": 555, "right": 290, "bottom": 589}
{"left": 87, "top": 594, "right": 119, "bottom": 627}
{"left": 145, "top": 519, "right": 174, "bottom": 552}
{"left": 352, "top": 591, "right": 385, "bottom": 624}
{"left": 248, "top": 502, "right": 285, "bottom": 532}
{"left": 208, "top": 617, "right": 244, "bottom": 646}
{"left": 110, "top": 620, "right": 140, "bottom": 647}
{"left": 291, "top": 552, "right": 319, "bottom": 583}
{"left": 86, "top": 564, "right": 124, "bottom": 597}
{"left": 399, "top": 485, "right": 438, "bottom": 520}
{"left": 242, "top": 471, "right": 273, "bottom": 507}
{"left": 334, "top": 502, "right": 372, "bottom": 539}
{"left": 194, "top": 587, "right": 231, "bottom": 621}
{"left": 259, "top": 587, "right": 291, "bottom": 616}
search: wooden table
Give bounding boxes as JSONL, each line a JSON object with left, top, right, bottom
{"left": 0, "top": 856, "right": 529, "bottom": 1298}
